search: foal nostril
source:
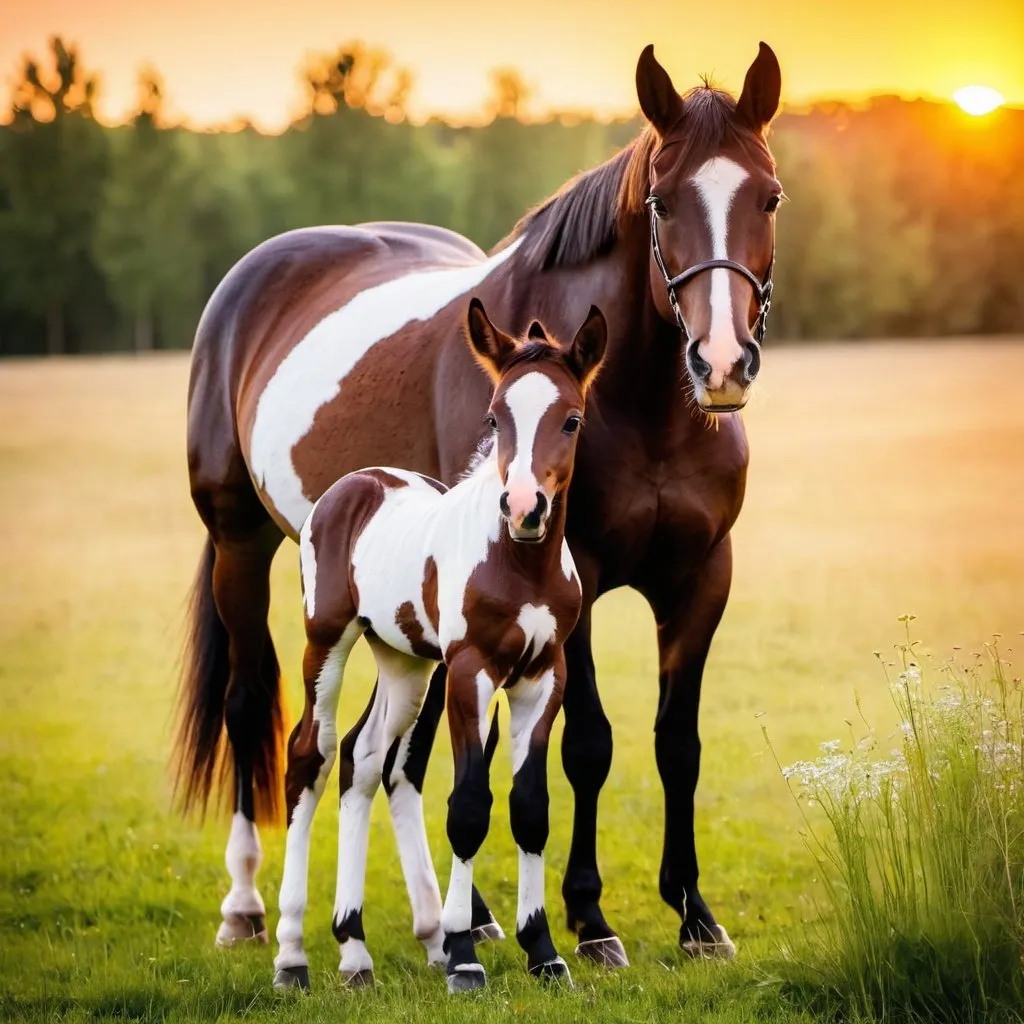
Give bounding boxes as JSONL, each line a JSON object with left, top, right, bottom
{"left": 499, "top": 492, "right": 511, "bottom": 517}
{"left": 740, "top": 340, "right": 761, "bottom": 383}
{"left": 686, "top": 341, "right": 712, "bottom": 384}
{"left": 521, "top": 492, "right": 548, "bottom": 531}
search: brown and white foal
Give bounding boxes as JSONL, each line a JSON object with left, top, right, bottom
{"left": 272, "top": 299, "right": 607, "bottom": 993}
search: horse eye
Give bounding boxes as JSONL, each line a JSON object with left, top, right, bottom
{"left": 485, "top": 413, "right": 497, "bottom": 431}
{"left": 647, "top": 194, "right": 668, "bottom": 219}
{"left": 562, "top": 415, "right": 581, "bottom": 435}
{"left": 764, "top": 194, "right": 781, "bottom": 214}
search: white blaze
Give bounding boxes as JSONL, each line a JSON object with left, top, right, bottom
{"left": 691, "top": 157, "right": 749, "bottom": 389}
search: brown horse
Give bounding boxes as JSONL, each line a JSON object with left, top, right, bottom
{"left": 176, "top": 42, "right": 783, "bottom": 965}
{"left": 272, "top": 301, "right": 606, "bottom": 993}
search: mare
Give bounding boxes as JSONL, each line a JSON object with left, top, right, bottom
{"left": 176, "top": 41, "right": 783, "bottom": 966}
{"left": 271, "top": 300, "right": 606, "bottom": 993}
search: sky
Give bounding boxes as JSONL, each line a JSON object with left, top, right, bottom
{"left": 3, "top": 0, "right": 1023, "bottom": 129}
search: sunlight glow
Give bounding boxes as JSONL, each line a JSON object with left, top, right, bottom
{"left": 953, "top": 85, "right": 1005, "bottom": 116}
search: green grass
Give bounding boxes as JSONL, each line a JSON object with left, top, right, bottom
{"left": 1, "top": 340, "right": 1022, "bottom": 1022}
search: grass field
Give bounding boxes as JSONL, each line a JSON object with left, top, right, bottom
{"left": 1, "top": 339, "right": 1022, "bottom": 1022}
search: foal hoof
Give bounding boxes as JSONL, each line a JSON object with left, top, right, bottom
{"left": 574, "top": 935, "right": 630, "bottom": 968}
{"left": 681, "top": 924, "right": 736, "bottom": 960}
{"left": 216, "top": 913, "right": 268, "bottom": 947}
{"left": 471, "top": 911, "right": 505, "bottom": 944}
{"left": 341, "top": 968, "right": 375, "bottom": 989}
{"left": 530, "top": 956, "right": 574, "bottom": 987}
{"left": 447, "top": 964, "right": 487, "bottom": 994}
{"left": 273, "top": 965, "right": 311, "bottom": 992}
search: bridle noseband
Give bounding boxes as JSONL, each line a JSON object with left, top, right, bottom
{"left": 645, "top": 194, "right": 774, "bottom": 345}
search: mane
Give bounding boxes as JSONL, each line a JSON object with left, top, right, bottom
{"left": 498, "top": 85, "right": 769, "bottom": 272}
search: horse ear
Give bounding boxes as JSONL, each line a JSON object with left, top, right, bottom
{"left": 466, "top": 297, "right": 517, "bottom": 381}
{"left": 735, "top": 42, "right": 781, "bottom": 133}
{"left": 527, "top": 320, "right": 547, "bottom": 341}
{"left": 636, "top": 44, "right": 683, "bottom": 136}
{"left": 567, "top": 305, "right": 608, "bottom": 393}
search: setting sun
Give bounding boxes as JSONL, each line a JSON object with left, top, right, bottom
{"left": 953, "top": 85, "right": 1005, "bottom": 116}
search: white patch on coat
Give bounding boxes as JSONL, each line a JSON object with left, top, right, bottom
{"left": 691, "top": 157, "right": 749, "bottom": 389}
{"left": 502, "top": 371, "right": 560, "bottom": 498}
{"left": 507, "top": 667, "right": 556, "bottom": 775}
{"left": 516, "top": 850, "right": 546, "bottom": 932}
{"left": 516, "top": 603, "right": 557, "bottom": 664}
{"left": 349, "top": 455, "right": 504, "bottom": 655}
{"left": 441, "top": 856, "right": 475, "bottom": 936}
{"left": 560, "top": 538, "right": 579, "bottom": 587}
{"left": 298, "top": 509, "right": 318, "bottom": 617}
{"left": 250, "top": 239, "right": 522, "bottom": 534}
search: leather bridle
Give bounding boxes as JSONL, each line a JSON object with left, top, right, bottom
{"left": 645, "top": 193, "right": 774, "bottom": 344}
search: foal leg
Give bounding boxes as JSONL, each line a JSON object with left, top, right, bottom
{"left": 441, "top": 653, "right": 497, "bottom": 993}
{"left": 507, "top": 659, "right": 571, "bottom": 984}
{"left": 273, "top": 623, "right": 360, "bottom": 991}
{"left": 644, "top": 538, "right": 736, "bottom": 958}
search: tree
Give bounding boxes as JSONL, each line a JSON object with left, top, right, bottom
{"left": 0, "top": 37, "right": 108, "bottom": 353}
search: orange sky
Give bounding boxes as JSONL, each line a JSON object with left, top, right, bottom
{"left": 3, "top": 0, "right": 1023, "bottom": 128}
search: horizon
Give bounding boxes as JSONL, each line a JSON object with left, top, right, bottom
{"left": 3, "top": 1, "right": 1023, "bottom": 130}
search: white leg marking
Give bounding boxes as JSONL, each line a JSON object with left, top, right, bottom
{"left": 275, "top": 788, "right": 318, "bottom": 969}
{"left": 475, "top": 668, "right": 496, "bottom": 748}
{"left": 250, "top": 239, "right": 523, "bottom": 533}
{"left": 692, "top": 157, "right": 750, "bottom": 388}
{"left": 442, "top": 856, "right": 475, "bottom": 936}
{"left": 516, "top": 849, "right": 546, "bottom": 932}
{"left": 274, "top": 628, "right": 356, "bottom": 971}
{"left": 507, "top": 667, "right": 556, "bottom": 775}
{"left": 216, "top": 812, "right": 267, "bottom": 945}
{"left": 333, "top": 685, "right": 388, "bottom": 945}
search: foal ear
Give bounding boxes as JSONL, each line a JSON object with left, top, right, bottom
{"left": 466, "top": 297, "right": 517, "bottom": 381}
{"left": 735, "top": 42, "right": 781, "bottom": 134}
{"left": 567, "top": 306, "right": 608, "bottom": 393}
{"left": 636, "top": 44, "right": 683, "bottom": 136}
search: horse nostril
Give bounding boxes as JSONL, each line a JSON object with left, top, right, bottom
{"left": 534, "top": 491, "right": 548, "bottom": 518}
{"left": 741, "top": 341, "right": 761, "bottom": 383}
{"left": 521, "top": 492, "right": 548, "bottom": 531}
{"left": 686, "top": 341, "right": 712, "bottom": 383}
{"left": 499, "top": 492, "right": 511, "bottom": 517}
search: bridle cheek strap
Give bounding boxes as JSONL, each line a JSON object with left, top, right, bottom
{"left": 646, "top": 194, "right": 774, "bottom": 344}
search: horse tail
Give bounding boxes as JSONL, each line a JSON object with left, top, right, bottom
{"left": 172, "top": 536, "right": 231, "bottom": 818}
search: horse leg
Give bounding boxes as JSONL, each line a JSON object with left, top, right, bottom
{"left": 441, "top": 653, "right": 497, "bottom": 993}
{"left": 273, "top": 623, "right": 360, "bottom": 991}
{"left": 507, "top": 658, "right": 571, "bottom": 985}
{"left": 205, "top": 516, "right": 284, "bottom": 948}
{"left": 377, "top": 657, "right": 446, "bottom": 970}
{"left": 560, "top": 605, "right": 627, "bottom": 967}
{"left": 644, "top": 537, "right": 736, "bottom": 958}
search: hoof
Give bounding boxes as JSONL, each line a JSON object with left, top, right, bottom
{"left": 447, "top": 963, "right": 487, "bottom": 994}
{"left": 216, "top": 913, "right": 268, "bottom": 947}
{"left": 681, "top": 925, "right": 736, "bottom": 960}
{"left": 574, "top": 935, "right": 629, "bottom": 968}
{"left": 471, "top": 917, "right": 505, "bottom": 944}
{"left": 341, "top": 967, "right": 375, "bottom": 989}
{"left": 530, "top": 956, "right": 574, "bottom": 987}
{"left": 273, "top": 964, "right": 311, "bottom": 992}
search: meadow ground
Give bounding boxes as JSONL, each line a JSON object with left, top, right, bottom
{"left": 0, "top": 339, "right": 1021, "bottom": 1023}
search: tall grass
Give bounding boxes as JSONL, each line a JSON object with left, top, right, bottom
{"left": 770, "top": 622, "right": 1024, "bottom": 1023}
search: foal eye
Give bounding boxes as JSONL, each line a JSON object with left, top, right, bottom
{"left": 485, "top": 413, "right": 497, "bottom": 431}
{"left": 562, "top": 415, "right": 581, "bottom": 435}
{"left": 764, "top": 194, "right": 781, "bottom": 214}
{"left": 647, "top": 195, "right": 668, "bottom": 219}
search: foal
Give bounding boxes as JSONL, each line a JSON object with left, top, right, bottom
{"left": 272, "top": 298, "right": 607, "bottom": 993}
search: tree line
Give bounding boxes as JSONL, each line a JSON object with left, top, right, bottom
{"left": 1, "top": 37, "right": 1022, "bottom": 355}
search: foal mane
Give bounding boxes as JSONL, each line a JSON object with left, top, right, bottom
{"left": 499, "top": 85, "right": 770, "bottom": 272}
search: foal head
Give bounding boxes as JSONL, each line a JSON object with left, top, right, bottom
{"left": 466, "top": 298, "right": 607, "bottom": 543}
{"left": 632, "top": 43, "right": 783, "bottom": 412}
